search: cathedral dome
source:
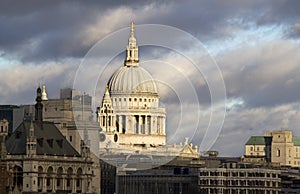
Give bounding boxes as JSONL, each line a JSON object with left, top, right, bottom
{"left": 108, "top": 65, "right": 158, "bottom": 94}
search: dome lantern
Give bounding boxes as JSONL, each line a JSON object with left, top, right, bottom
{"left": 125, "top": 22, "right": 139, "bottom": 67}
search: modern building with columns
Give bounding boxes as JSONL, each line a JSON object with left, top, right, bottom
{"left": 97, "top": 22, "right": 166, "bottom": 148}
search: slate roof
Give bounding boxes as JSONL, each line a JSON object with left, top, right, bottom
{"left": 245, "top": 136, "right": 272, "bottom": 146}
{"left": 6, "top": 120, "right": 80, "bottom": 157}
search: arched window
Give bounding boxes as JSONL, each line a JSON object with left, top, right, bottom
{"left": 76, "top": 168, "right": 83, "bottom": 192}
{"left": 13, "top": 166, "right": 23, "bottom": 190}
{"left": 46, "top": 167, "right": 53, "bottom": 192}
{"left": 66, "top": 167, "right": 73, "bottom": 192}
{"left": 57, "top": 167, "right": 63, "bottom": 191}
{"left": 38, "top": 166, "right": 43, "bottom": 192}
{"left": 277, "top": 149, "right": 281, "bottom": 157}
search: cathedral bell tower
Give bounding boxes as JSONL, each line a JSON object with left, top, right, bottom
{"left": 97, "top": 86, "right": 116, "bottom": 134}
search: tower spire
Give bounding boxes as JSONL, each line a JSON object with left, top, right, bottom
{"left": 130, "top": 22, "right": 135, "bottom": 38}
{"left": 125, "top": 22, "right": 139, "bottom": 67}
{"left": 35, "top": 87, "right": 43, "bottom": 122}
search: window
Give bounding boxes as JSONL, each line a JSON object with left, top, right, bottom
{"left": 70, "top": 136, "right": 73, "bottom": 142}
{"left": 277, "top": 149, "right": 280, "bottom": 157}
{"left": 250, "top": 147, "right": 253, "bottom": 151}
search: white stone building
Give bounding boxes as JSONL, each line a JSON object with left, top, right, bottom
{"left": 97, "top": 23, "right": 167, "bottom": 148}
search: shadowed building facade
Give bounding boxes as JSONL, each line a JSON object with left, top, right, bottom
{"left": 3, "top": 87, "right": 96, "bottom": 194}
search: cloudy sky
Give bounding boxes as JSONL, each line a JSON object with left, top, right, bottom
{"left": 1, "top": 0, "right": 300, "bottom": 156}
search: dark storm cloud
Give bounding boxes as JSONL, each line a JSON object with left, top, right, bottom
{"left": 0, "top": 0, "right": 296, "bottom": 62}
{"left": 0, "top": 0, "right": 155, "bottom": 61}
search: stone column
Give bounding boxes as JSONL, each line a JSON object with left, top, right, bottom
{"left": 138, "top": 115, "right": 142, "bottom": 134}
{"left": 157, "top": 116, "right": 160, "bottom": 134}
{"left": 151, "top": 116, "right": 155, "bottom": 134}
{"left": 42, "top": 175, "right": 47, "bottom": 193}
{"left": 61, "top": 175, "right": 66, "bottom": 190}
{"left": 116, "top": 116, "right": 119, "bottom": 132}
{"left": 149, "top": 116, "right": 152, "bottom": 134}
{"left": 145, "top": 116, "right": 148, "bottom": 134}
{"left": 72, "top": 176, "right": 76, "bottom": 193}
{"left": 119, "top": 116, "right": 123, "bottom": 133}
{"left": 162, "top": 116, "right": 165, "bottom": 135}
{"left": 52, "top": 176, "right": 56, "bottom": 192}
{"left": 81, "top": 176, "right": 86, "bottom": 193}
{"left": 127, "top": 115, "right": 133, "bottom": 134}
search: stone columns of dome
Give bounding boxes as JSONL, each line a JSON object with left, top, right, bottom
{"left": 152, "top": 116, "right": 157, "bottom": 135}
{"left": 133, "top": 115, "right": 137, "bottom": 134}
{"left": 130, "top": 116, "right": 134, "bottom": 134}
{"left": 157, "top": 116, "right": 161, "bottom": 134}
{"left": 158, "top": 116, "right": 163, "bottom": 135}
{"left": 124, "top": 115, "right": 128, "bottom": 134}
{"left": 149, "top": 116, "right": 153, "bottom": 134}
{"left": 142, "top": 115, "right": 146, "bottom": 134}
{"left": 145, "top": 116, "right": 149, "bottom": 134}
{"left": 149, "top": 116, "right": 152, "bottom": 134}
{"left": 160, "top": 116, "right": 163, "bottom": 135}
{"left": 119, "top": 115, "right": 123, "bottom": 133}
{"left": 162, "top": 116, "right": 166, "bottom": 135}
{"left": 126, "top": 115, "right": 132, "bottom": 134}
{"left": 138, "top": 115, "right": 142, "bottom": 134}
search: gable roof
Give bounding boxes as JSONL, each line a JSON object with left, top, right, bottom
{"left": 6, "top": 120, "right": 80, "bottom": 157}
{"left": 245, "top": 136, "right": 272, "bottom": 146}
